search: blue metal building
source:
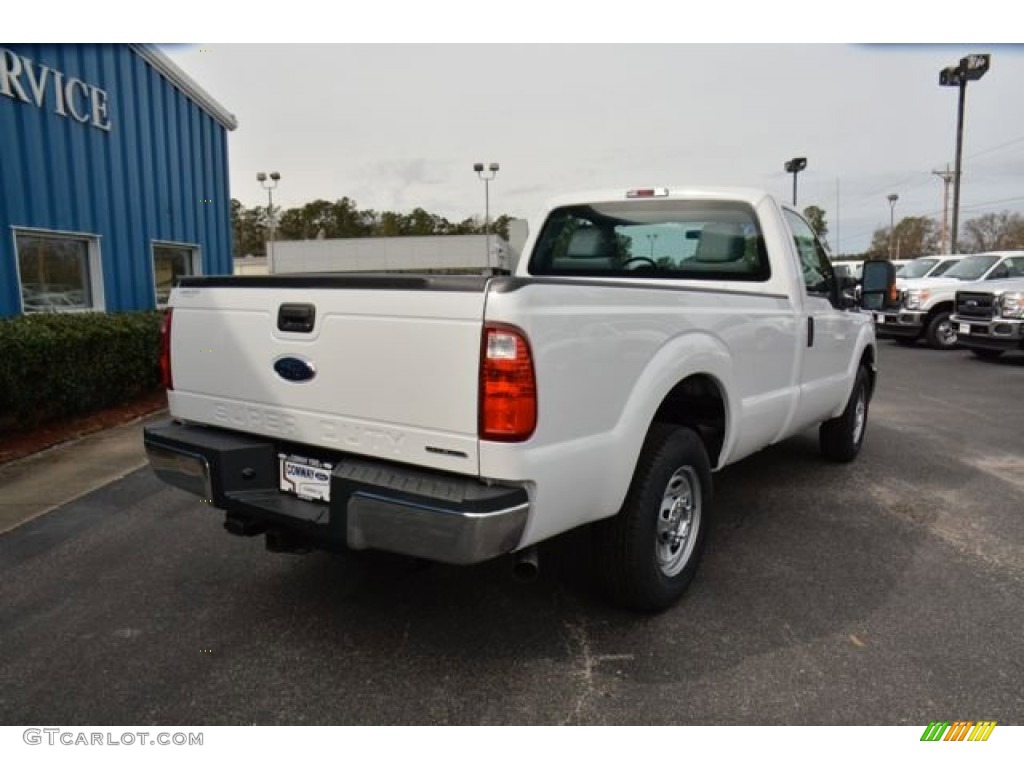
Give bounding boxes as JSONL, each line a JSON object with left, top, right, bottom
{"left": 0, "top": 43, "right": 236, "bottom": 316}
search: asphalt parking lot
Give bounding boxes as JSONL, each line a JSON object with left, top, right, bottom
{"left": 1, "top": 342, "right": 1022, "bottom": 725}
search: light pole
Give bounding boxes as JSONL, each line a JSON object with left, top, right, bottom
{"left": 473, "top": 162, "right": 499, "bottom": 273}
{"left": 939, "top": 53, "right": 990, "bottom": 254}
{"left": 887, "top": 193, "right": 899, "bottom": 260}
{"left": 784, "top": 157, "right": 807, "bottom": 206}
{"left": 257, "top": 171, "right": 281, "bottom": 272}
{"left": 932, "top": 165, "right": 955, "bottom": 253}
{"left": 645, "top": 233, "right": 659, "bottom": 258}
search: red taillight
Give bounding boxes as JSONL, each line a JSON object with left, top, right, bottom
{"left": 159, "top": 308, "right": 173, "bottom": 391}
{"left": 479, "top": 323, "right": 537, "bottom": 442}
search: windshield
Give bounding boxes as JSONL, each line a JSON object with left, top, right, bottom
{"left": 929, "top": 259, "right": 959, "bottom": 276}
{"left": 528, "top": 200, "right": 770, "bottom": 281}
{"left": 944, "top": 254, "right": 1000, "bottom": 280}
{"left": 900, "top": 258, "right": 938, "bottom": 278}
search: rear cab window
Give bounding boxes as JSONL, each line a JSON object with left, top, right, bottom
{"left": 527, "top": 200, "right": 770, "bottom": 282}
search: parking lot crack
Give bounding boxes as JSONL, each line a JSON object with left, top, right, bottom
{"left": 561, "top": 616, "right": 633, "bottom": 725}
{"left": 561, "top": 618, "right": 594, "bottom": 725}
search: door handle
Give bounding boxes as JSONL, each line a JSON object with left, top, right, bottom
{"left": 807, "top": 316, "right": 815, "bottom": 347}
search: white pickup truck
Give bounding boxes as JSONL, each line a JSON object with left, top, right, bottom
{"left": 144, "top": 187, "right": 893, "bottom": 611}
{"left": 874, "top": 251, "right": 1024, "bottom": 349}
{"left": 952, "top": 277, "right": 1024, "bottom": 359}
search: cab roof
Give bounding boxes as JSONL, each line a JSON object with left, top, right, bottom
{"left": 544, "top": 186, "right": 772, "bottom": 211}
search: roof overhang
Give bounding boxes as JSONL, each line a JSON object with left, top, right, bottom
{"left": 130, "top": 44, "right": 238, "bottom": 131}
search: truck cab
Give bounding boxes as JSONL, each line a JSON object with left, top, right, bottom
{"left": 895, "top": 254, "right": 961, "bottom": 281}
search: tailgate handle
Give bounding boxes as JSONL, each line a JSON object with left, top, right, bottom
{"left": 278, "top": 303, "right": 316, "bottom": 333}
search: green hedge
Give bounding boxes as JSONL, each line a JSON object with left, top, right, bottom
{"left": 0, "top": 310, "right": 164, "bottom": 430}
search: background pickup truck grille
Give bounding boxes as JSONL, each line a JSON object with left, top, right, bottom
{"left": 956, "top": 291, "right": 996, "bottom": 320}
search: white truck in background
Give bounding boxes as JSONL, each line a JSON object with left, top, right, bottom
{"left": 952, "top": 277, "right": 1024, "bottom": 359}
{"left": 145, "top": 187, "right": 894, "bottom": 612}
{"left": 895, "top": 254, "right": 962, "bottom": 281}
{"left": 874, "top": 251, "right": 1024, "bottom": 349}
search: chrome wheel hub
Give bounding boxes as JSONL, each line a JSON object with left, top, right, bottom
{"left": 852, "top": 388, "right": 866, "bottom": 445}
{"left": 937, "top": 320, "right": 957, "bottom": 347}
{"left": 656, "top": 467, "right": 701, "bottom": 577}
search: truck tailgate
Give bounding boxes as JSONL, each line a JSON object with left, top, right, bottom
{"left": 167, "top": 276, "right": 487, "bottom": 476}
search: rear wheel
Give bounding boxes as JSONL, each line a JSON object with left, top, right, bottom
{"left": 594, "top": 424, "right": 712, "bottom": 612}
{"left": 924, "top": 310, "right": 957, "bottom": 350}
{"left": 820, "top": 366, "right": 870, "bottom": 463}
{"left": 970, "top": 348, "right": 1004, "bottom": 360}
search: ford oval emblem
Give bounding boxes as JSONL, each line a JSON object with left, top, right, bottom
{"left": 273, "top": 356, "right": 316, "bottom": 383}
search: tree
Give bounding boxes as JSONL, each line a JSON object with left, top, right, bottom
{"left": 277, "top": 199, "right": 337, "bottom": 240}
{"left": 243, "top": 194, "right": 517, "bottom": 263}
{"left": 803, "top": 205, "right": 828, "bottom": 241}
{"left": 490, "top": 214, "right": 512, "bottom": 241}
{"left": 961, "top": 211, "right": 1024, "bottom": 253}
{"left": 864, "top": 216, "right": 939, "bottom": 260}
{"left": 231, "top": 198, "right": 269, "bottom": 257}
{"left": 329, "top": 197, "right": 374, "bottom": 237}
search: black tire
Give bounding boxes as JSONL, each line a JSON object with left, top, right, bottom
{"left": 594, "top": 424, "right": 713, "bottom": 613}
{"left": 970, "top": 348, "right": 1004, "bottom": 360}
{"left": 924, "top": 310, "right": 957, "bottom": 350}
{"left": 820, "top": 366, "right": 870, "bottom": 463}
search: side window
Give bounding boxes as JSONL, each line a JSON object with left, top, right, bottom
{"left": 1007, "top": 257, "right": 1024, "bottom": 278}
{"left": 987, "top": 261, "right": 1009, "bottom": 280}
{"left": 783, "top": 209, "right": 836, "bottom": 301}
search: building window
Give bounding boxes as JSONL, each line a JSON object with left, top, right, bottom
{"left": 15, "top": 230, "right": 103, "bottom": 312}
{"left": 153, "top": 243, "right": 200, "bottom": 307}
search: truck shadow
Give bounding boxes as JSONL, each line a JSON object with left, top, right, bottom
{"left": 959, "top": 353, "right": 1024, "bottom": 367}
{"left": 236, "top": 427, "right": 925, "bottom": 698}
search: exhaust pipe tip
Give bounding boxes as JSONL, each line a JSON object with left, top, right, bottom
{"left": 512, "top": 546, "right": 540, "bottom": 583}
{"left": 265, "top": 528, "right": 312, "bottom": 554}
{"left": 224, "top": 515, "right": 266, "bottom": 537}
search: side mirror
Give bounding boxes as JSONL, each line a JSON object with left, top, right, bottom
{"left": 860, "top": 260, "right": 897, "bottom": 311}
{"left": 837, "top": 275, "right": 859, "bottom": 308}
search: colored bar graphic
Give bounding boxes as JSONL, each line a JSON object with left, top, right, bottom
{"left": 944, "top": 721, "right": 971, "bottom": 741}
{"left": 920, "top": 720, "right": 996, "bottom": 742}
{"left": 968, "top": 722, "right": 997, "bottom": 741}
{"left": 921, "top": 722, "right": 950, "bottom": 741}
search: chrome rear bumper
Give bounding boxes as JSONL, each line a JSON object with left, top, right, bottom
{"left": 144, "top": 420, "right": 529, "bottom": 565}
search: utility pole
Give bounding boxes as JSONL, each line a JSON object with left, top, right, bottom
{"left": 932, "top": 164, "right": 955, "bottom": 253}
{"left": 835, "top": 178, "right": 841, "bottom": 257}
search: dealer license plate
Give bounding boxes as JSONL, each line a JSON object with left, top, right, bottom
{"left": 278, "top": 453, "right": 333, "bottom": 502}
{"left": 958, "top": 323, "right": 970, "bottom": 335}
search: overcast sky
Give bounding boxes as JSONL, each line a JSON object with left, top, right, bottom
{"left": 163, "top": 43, "right": 1024, "bottom": 254}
